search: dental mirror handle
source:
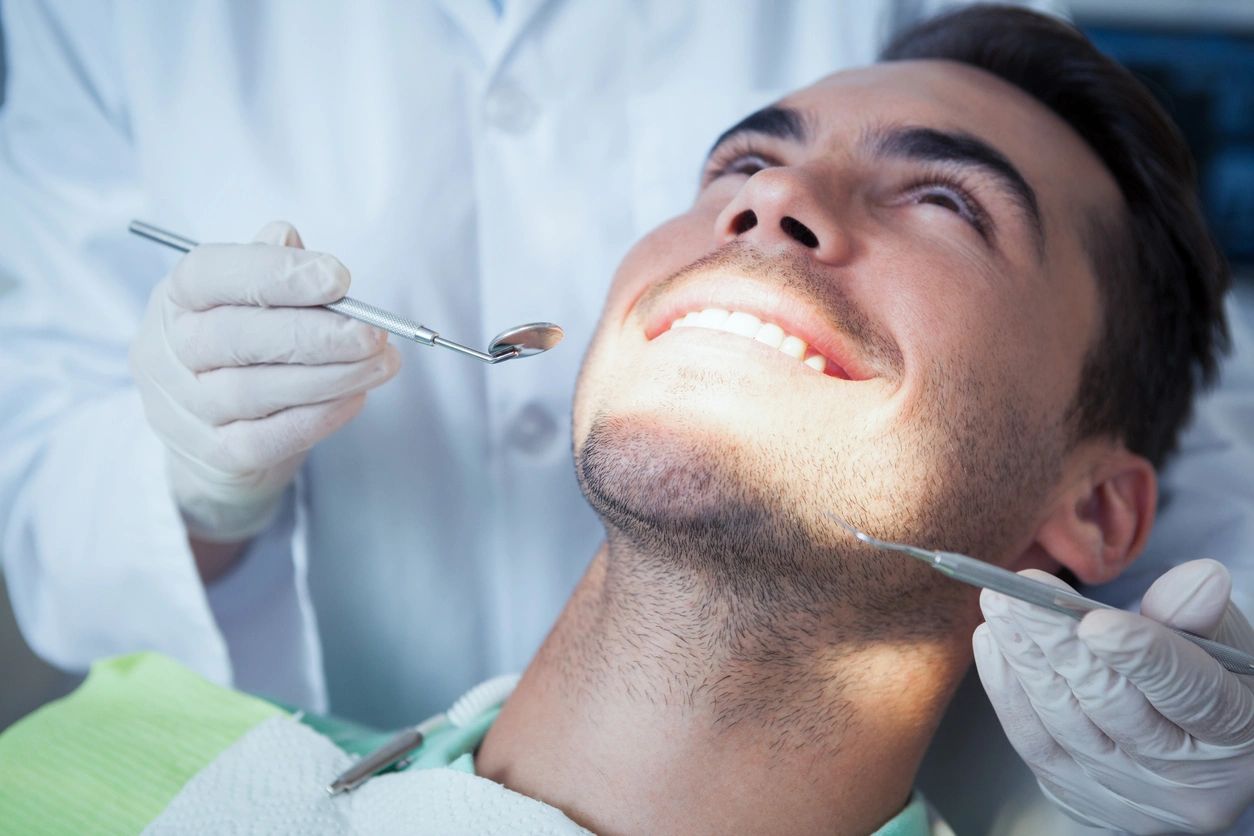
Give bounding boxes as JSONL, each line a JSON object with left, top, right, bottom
{"left": 130, "top": 220, "right": 452, "bottom": 350}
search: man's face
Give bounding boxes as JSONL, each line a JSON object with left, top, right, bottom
{"left": 573, "top": 61, "right": 1123, "bottom": 618}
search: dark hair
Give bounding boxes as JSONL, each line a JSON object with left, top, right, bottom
{"left": 881, "top": 5, "right": 1229, "bottom": 468}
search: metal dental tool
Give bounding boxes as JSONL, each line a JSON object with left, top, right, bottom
{"left": 129, "top": 220, "right": 564, "bottom": 364}
{"left": 829, "top": 514, "right": 1254, "bottom": 677}
{"left": 326, "top": 726, "right": 428, "bottom": 796}
{"left": 326, "top": 674, "right": 519, "bottom": 796}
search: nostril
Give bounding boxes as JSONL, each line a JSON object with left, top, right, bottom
{"left": 780, "top": 216, "right": 819, "bottom": 248}
{"left": 731, "top": 210, "right": 758, "bottom": 235}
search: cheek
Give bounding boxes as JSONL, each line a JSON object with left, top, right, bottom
{"left": 575, "top": 211, "right": 715, "bottom": 446}
{"left": 612, "top": 211, "right": 718, "bottom": 303}
{"left": 587, "top": 207, "right": 722, "bottom": 374}
{"left": 600, "top": 182, "right": 739, "bottom": 319}
{"left": 858, "top": 241, "right": 1063, "bottom": 433}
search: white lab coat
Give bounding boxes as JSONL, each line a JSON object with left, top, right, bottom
{"left": 1, "top": 0, "right": 1249, "bottom": 735}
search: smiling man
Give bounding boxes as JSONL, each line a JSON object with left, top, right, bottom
{"left": 475, "top": 7, "right": 1233, "bottom": 835}
{"left": 0, "top": 6, "right": 1239, "bottom": 836}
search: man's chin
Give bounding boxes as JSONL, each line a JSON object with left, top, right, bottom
{"left": 575, "top": 410, "right": 833, "bottom": 574}
{"left": 577, "top": 411, "right": 756, "bottom": 530}
{"left": 575, "top": 410, "right": 976, "bottom": 636}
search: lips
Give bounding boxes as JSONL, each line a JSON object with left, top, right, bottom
{"left": 640, "top": 273, "right": 878, "bottom": 381}
{"left": 667, "top": 307, "right": 840, "bottom": 376}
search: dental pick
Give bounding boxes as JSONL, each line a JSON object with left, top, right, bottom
{"left": 829, "top": 514, "right": 1254, "bottom": 677}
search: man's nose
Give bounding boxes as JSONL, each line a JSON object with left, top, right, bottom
{"left": 714, "top": 167, "right": 850, "bottom": 265}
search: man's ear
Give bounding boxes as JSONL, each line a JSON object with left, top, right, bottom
{"left": 1018, "top": 445, "right": 1157, "bottom": 585}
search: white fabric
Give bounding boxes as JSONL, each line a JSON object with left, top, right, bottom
{"left": 0, "top": 0, "right": 1069, "bottom": 724}
{"left": 143, "top": 715, "right": 591, "bottom": 836}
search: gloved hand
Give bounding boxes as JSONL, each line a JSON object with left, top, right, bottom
{"left": 130, "top": 221, "right": 401, "bottom": 542}
{"left": 973, "top": 560, "right": 1254, "bottom": 834}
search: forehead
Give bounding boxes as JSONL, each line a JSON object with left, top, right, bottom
{"left": 783, "top": 60, "right": 1121, "bottom": 229}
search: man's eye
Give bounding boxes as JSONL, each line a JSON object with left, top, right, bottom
{"left": 907, "top": 180, "right": 989, "bottom": 238}
{"left": 918, "top": 188, "right": 966, "bottom": 215}
{"left": 719, "top": 154, "right": 771, "bottom": 178}
{"left": 704, "top": 152, "right": 774, "bottom": 184}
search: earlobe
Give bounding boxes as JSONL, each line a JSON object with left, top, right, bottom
{"left": 1023, "top": 448, "right": 1157, "bottom": 585}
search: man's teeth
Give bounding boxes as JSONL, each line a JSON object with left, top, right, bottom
{"left": 754, "top": 322, "right": 785, "bottom": 348}
{"left": 670, "top": 308, "right": 828, "bottom": 373}
{"left": 780, "top": 334, "right": 806, "bottom": 360}
{"left": 695, "top": 309, "right": 730, "bottom": 328}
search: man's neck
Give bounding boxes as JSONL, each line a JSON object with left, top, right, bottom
{"left": 478, "top": 543, "right": 978, "bottom": 835}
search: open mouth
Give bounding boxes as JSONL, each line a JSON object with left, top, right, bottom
{"left": 637, "top": 272, "right": 881, "bottom": 383}
{"left": 667, "top": 308, "right": 843, "bottom": 376}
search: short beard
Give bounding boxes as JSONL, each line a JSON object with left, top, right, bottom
{"left": 579, "top": 414, "right": 950, "bottom": 645}
{"left": 575, "top": 369, "right": 1064, "bottom": 646}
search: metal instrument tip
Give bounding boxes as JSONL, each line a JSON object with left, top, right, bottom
{"left": 828, "top": 513, "right": 870, "bottom": 542}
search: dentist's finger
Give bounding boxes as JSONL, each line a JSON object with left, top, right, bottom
{"left": 189, "top": 345, "right": 401, "bottom": 424}
{"left": 212, "top": 393, "right": 370, "bottom": 472}
{"left": 1139, "top": 559, "right": 1231, "bottom": 638}
{"left": 168, "top": 244, "right": 350, "bottom": 311}
{"left": 996, "top": 572, "right": 1187, "bottom": 756}
{"left": 974, "top": 622, "right": 1074, "bottom": 770}
{"left": 975, "top": 623, "right": 1172, "bottom": 831}
{"left": 980, "top": 587, "right": 1116, "bottom": 758}
{"left": 1079, "top": 608, "right": 1254, "bottom": 747}
{"left": 252, "top": 220, "right": 305, "bottom": 248}
{"left": 170, "top": 305, "right": 387, "bottom": 371}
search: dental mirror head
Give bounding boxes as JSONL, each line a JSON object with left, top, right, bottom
{"left": 488, "top": 322, "right": 565, "bottom": 361}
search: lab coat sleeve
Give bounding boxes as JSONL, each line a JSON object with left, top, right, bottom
{"left": 0, "top": 0, "right": 308, "bottom": 694}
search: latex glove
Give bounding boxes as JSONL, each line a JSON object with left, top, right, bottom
{"left": 130, "top": 221, "right": 401, "bottom": 541}
{"left": 973, "top": 560, "right": 1254, "bottom": 834}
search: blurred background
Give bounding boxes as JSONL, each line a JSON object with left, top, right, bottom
{"left": 1074, "top": 0, "right": 1254, "bottom": 266}
{"left": 1, "top": 0, "right": 1252, "bottom": 731}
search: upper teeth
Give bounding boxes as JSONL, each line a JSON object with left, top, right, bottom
{"left": 669, "top": 308, "right": 828, "bottom": 373}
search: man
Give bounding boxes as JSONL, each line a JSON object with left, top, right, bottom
{"left": 473, "top": 7, "right": 1242, "bottom": 832}
{"left": 0, "top": 6, "right": 1249, "bottom": 835}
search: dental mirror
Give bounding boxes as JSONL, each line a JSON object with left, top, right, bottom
{"left": 129, "top": 220, "right": 564, "bottom": 367}
{"left": 488, "top": 323, "right": 565, "bottom": 359}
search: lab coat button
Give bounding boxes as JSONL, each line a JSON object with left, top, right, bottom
{"left": 484, "top": 81, "right": 538, "bottom": 133}
{"left": 507, "top": 402, "right": 558, "bottom": 453}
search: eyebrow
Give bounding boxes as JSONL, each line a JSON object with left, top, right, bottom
{"left": 870, "top": 126, "right": 1044, "bottom": 253}
{"left": 707, "top": 104, "right": 809, "bottom": 159}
